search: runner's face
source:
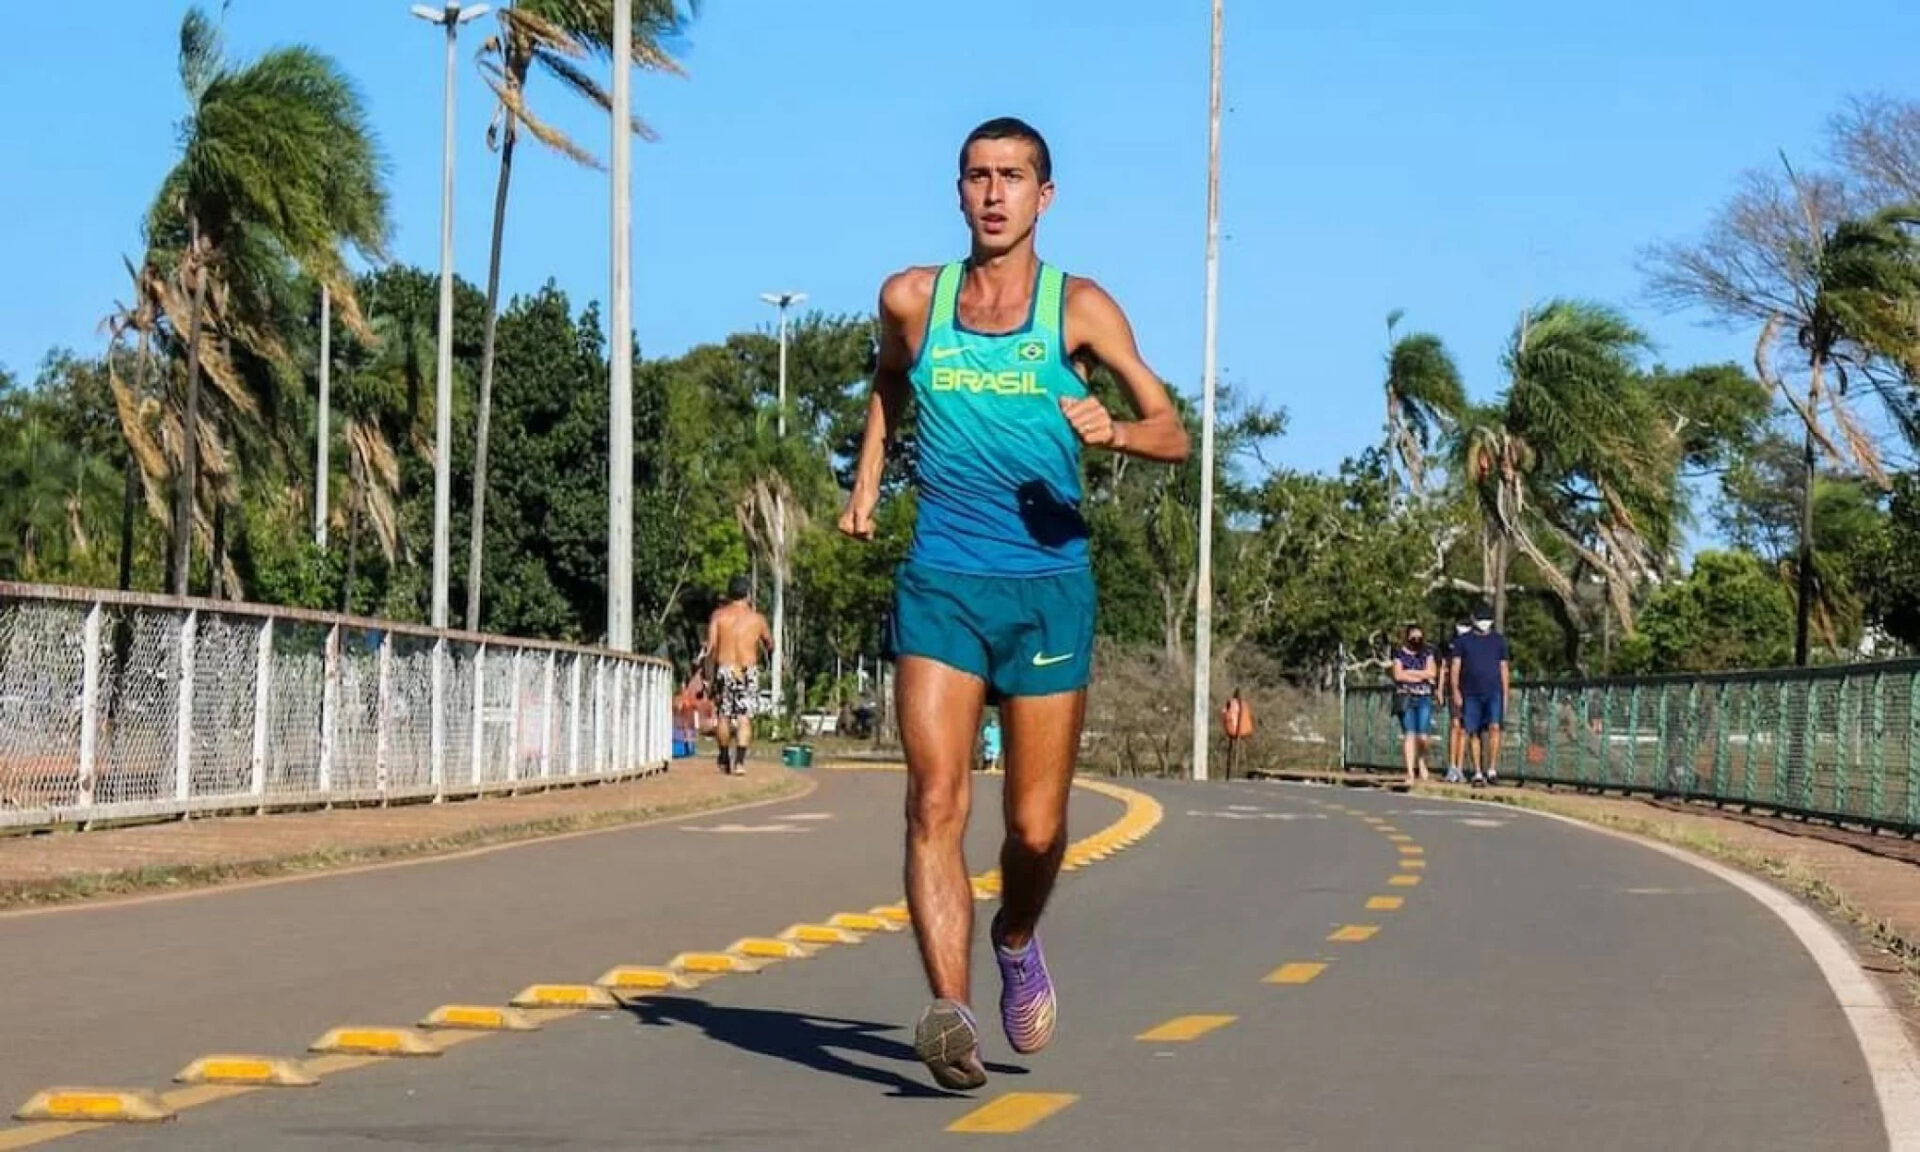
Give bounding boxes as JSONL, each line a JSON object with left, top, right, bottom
{"left": 957, "top": 138, "right": 1053, "bottom": 255}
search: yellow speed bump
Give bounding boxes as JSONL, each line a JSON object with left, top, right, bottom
{"left": 509, "top": 984, "right": 619, "bottom": 1010}
{"left": 420, "top": 1005, "right": 540, "bottom": 1031}
{"left": 14, "top": 1088, "right": 175, "bottom": 1123}
{"left": 780, "top": 923, "right": 863, "bottom": 945}
{"left": 596, "top": 966, "right": 697, "bottom": 992}
{"left": 868, "top": 904, "right": 911, "bottom": 925}
{"left": 728, "top": 938, "right": 812, "bottom": 960}
{"left": 173, "top": 1055, "right": 317, "bottom": 1087}
{"left": 308, "top": 1027, "right": 442, "bottom": 1057}
{"left": 669, "top": 952, "right": 763, "bottom": 975}
{"left": 828, "top": 912, "right": 899, "bottom": 933}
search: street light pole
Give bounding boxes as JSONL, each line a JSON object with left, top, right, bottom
{"left": 759, "top": 291, "right": 805, "bottom": 715}
{"left": 1190, "top": 0, "right": 1224, "bottom": 782}
{"left": 607, "top": 0, "right": 635, "bottom": 652}
{"left": 412, "top": 1, "right": 488, "bottom": 630}
{"left": 315, "top": 285, "right": 330, "bottom": 547}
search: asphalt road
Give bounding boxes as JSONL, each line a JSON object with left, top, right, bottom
{"left": 0, "top": 771, "right": 1892, "bottom": 1150}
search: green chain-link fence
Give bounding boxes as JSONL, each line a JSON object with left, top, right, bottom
{"left": 1343, "top": 660, "right": 1920, "bottom": 835}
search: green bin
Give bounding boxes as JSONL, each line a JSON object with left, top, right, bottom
{"left": 781, "top": 744, "right": 814, "bottom": 768}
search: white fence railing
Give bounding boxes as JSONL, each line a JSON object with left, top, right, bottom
{"left": 0, "top": 583, "right": 674, "bottom": 830}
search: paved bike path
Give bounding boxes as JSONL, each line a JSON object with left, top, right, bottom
{"left": 10, "top": 775, "right": 1885, "bottom": 1149}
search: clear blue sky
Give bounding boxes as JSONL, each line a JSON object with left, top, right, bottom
{"left": 4, "top": 0, "right": 1917, "bottom": 481}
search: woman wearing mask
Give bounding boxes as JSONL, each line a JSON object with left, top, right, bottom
{"left": 1391, "top": 624, "right": 1437, "bottom": 783}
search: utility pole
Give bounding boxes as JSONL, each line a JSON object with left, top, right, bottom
{"left": 411, "top": 0, "right": 489, "bottom": 629}
{"left": 1190, "top": 0, "right": 1224, "bottom": 782}
{"left": 607, "top": 0, "right": 635, "bottom": 651}
{"left": 760, "top": 290, "right": 806, "bottom": 712}
{"left": 315, "top": 285, "right": 330, "bottom": 547}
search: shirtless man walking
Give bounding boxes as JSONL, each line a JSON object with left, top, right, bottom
{"left": 840, "top": 116, "right": 1189, "bottom": 1090}
{"left": 700, "top": 576, "right": 771, "bottom": 775}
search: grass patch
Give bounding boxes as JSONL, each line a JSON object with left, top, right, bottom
{"left": 1416, "top": 784, "right": 1920, "bottom": 1005}
{"left": 0, "top": 774, "right": 809, "bottom": 912}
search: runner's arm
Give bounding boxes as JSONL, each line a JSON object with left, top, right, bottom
{"left": 840, "top": 272, "right": 925, "bottom": 538}
{"left": 1063, "top": 280, "right": 1190, "bottom": 463}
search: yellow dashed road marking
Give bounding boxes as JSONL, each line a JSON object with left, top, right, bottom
{"left": 1367, "top": 896, "right": 1405, "bottom": 911}
{"left": 1136, "top": 1014, "right": 1237, "bottom": 1042}
{"left": 1264, "top": 962, "right": 1328, "bottom": 984}
{"left": 1398, "top": 845, "right": 1425, "bottom": 856}
{"left": 1328, "top": 925, "right": 1379, "bottom": 942}
{"left": 946, "top": 1092, "right": 1079, "bottom": 1134}
{"left": 1401, "top": 858, "right": 1427, "bottom": 870}
{"left": 1387, "top": 834, "right": 1414, "bottom": 843}
{"left": 1390, "top": 874, "right": 1422, "bottom": 887}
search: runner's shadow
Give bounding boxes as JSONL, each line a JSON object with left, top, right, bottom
{"left": 623, "top": 996, "right": 1026, "bottom": 1099}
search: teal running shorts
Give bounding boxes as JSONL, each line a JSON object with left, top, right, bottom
{"left": 888, "top": 562, "right": 1096, "bottom": 699}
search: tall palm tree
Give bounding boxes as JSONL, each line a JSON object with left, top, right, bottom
{"left": 465, "top": 0, "right": 698, "bottom": 630}
{"left": 1450, "top": 300, "right": 1672, "bottom": 645}
{"left": 1381, "top": 310, "right": 1466, "bottom": 495}
{"left": 150, "top": 5, "right": 390, "bottom": 595}
{"left": 1757, "top": 201, "right": 1920, "bottom": 661}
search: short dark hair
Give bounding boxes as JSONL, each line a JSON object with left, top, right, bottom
{"left": 959, "top": 117, "right": 1052, "bottom": 183}
{"left": 727, "top": 575, "right": 750, "bottom": 601}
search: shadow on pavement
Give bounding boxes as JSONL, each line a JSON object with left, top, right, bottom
{"left": 623, "top": 996, "right": 1026, "bottom": 1099}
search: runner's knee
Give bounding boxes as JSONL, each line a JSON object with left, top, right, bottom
{"left": 906, "top": 772, "right": 968, "bottom": 842}
{"left": 1005, "top": 807, "right": 1066, "bottom": 861}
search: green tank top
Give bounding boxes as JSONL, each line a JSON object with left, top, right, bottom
{"left": 905, "top": 260, "right": 1091, "bottom": 575}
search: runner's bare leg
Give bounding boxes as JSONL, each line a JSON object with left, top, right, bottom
{"left": 900, "top": 656, "right": 986, "bottom": 1003}
{"left": 995, "top": 689, "right": 1084, "bottom": 948}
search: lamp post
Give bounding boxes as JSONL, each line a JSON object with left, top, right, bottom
{"left": 607, "top": 0, "right": 635, "bottom": 652}
{"left": 315, "top": 285, "right": 330, "bottom": 547}
{"left": 1190, "top": 0, "right": 1224, "bottom": 782}
{"left": 759, "top": 290, "right": 806, "bottom": 713}
{"left": 411, "top": 0, "right": 489, "bottom": 630}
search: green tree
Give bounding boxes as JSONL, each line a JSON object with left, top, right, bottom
{"left": 1617, "top": 551, "right": 1794, "bottom": 673}
{"left": 466, "top": 0, "right": 699, "bottom": 630}
{"left": 149, "top": 5, "right": 390, "bottom": 595}
{"left": 1381, "top": 312, "right": 1466, "bottom": 495}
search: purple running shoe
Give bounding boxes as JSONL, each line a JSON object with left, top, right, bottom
{"left": 993, "top": 920, "right": 1057, "bottom": 1055}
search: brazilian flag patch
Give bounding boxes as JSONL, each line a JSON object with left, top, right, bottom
{"left": 1016, "top": 339, "right": 1048, "bottom": 363}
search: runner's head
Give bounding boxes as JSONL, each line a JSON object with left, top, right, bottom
{"left": 957, "top": 117, "right": 1054, "bottom": 257}
{"left": 727, "top": 575, "right": 750, "bottom": 602}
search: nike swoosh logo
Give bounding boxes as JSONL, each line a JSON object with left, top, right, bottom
{"left": 1031, "top": 652, "right": 1074, "bottom": 667}
{"left": 929, "top": 346, "right": 966, "bottom": 360}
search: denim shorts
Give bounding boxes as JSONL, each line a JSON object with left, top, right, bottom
{"left": 1398, "top": 695, "right": 1434, "bottom": 735}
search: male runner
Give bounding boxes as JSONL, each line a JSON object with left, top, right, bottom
{"left": 839, "top": 116, "right": 1190, "bottom": 1090}
{"left": 698, "top": 576, "right": 771, "bottom": 775}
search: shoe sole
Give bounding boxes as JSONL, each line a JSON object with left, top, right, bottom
{"left": 915, "top": 1003, "right": 987, "bottom": 1091}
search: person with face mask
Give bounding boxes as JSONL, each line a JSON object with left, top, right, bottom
{"left": 1390, "top": 624, "right": 1436, "bottom": 782}
{"left": 1439, "top": 619, "right": 1469, "bottom": 783}
{"left": 1450, "top": 605, "right": 1511, "bottom": 786}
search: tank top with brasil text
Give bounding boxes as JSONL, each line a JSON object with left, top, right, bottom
{"left": 906, "top": 260, "right": 1090, "bottom": 576}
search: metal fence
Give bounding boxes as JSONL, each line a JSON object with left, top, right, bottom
{"left": 1344, "top": 660, "right": 1920, "bottom": 835}
{"left": 0, "top": 582, "right": 674, "bottom": 831}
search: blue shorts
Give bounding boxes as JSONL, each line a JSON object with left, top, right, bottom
{"left": 1461, "top": 694, "right": 1505, "bottom": 734}
{"left": 888, "top": 562, "right": 1096, "bottom": 699}
{"left": 1398, "top": 696, "right": 1433, "bottom": 735}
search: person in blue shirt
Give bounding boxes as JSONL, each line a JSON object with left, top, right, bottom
{"left": 979, "top": 711, "right": 1002, "bottom": 773}
{"left": 1390, "top": 624, "right": 1437, "bottom": 783}
{"left": 1448, "top": 604, "right": 1511, "bottom": 787}
{"left": 838, "top": 117, "right": 1191, "bottom": 1091}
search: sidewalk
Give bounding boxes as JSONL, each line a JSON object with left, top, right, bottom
{"left": 0, "top": 762, "right": 808, "bottom": 910}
